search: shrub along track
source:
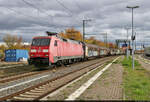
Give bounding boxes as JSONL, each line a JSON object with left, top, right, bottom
{"left": 0, "top": 65, "right": 36, "bottom": 79}
{"left": 0, "top": 56, "right": 117, "bottom": 101}
{"left": 0, "top": 62, "right": 27, "bottom": 67}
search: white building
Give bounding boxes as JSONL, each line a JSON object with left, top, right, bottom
{"left": 0, "top": 42, "right": 31, "bottom": 46}
{"left": 0, "top": 42, "right": 6, "bottom": 46}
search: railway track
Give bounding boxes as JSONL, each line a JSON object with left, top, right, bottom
{"left": 0, "top": 56, "right": 117, "bottom": 101}
{"left": 0, "top": 60, "right": 83, "bottom": 83}
{"left": 0, "top": 69, "right": 50, "bottom": 83}
{"left": 135, "top": 54, "right": 150, "bottom": 64}
{"left": 0, "top": 56, "right": 110, "bottom": 83}
{"left": 143, "top": 54, "right": 150, "bottom": 60}
{"left": 0, "top": 64, "right": 27, "bottom": 69}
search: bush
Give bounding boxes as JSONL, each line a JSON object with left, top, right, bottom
{"left": 0, "top": 50, "right": 5, "bottom": 60}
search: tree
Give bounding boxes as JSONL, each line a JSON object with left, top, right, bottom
{"left": 0, "top": 45, "right": 6, "bottom": 59}
{"left": 58, "top": 28, "right": 117, "bottom": 48}
{"left": 85, "top": 36, "right": 107, "bottom": 47}
{"left": 59, "top": 28, "right": 83, "bottom": 41}
{"left": 14, "top": 36, "right": 23, "bottom": 49}
{"left": 108, "top": 43, "right": 117, "bottom": 48}
{"left": 3, "top": 34, "right": 23, "bottom": 49}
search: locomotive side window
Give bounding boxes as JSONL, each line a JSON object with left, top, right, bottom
{"left": 32, "top": 38, "right": 50, "bottom": 46}
{"left": 54, "top": 40, "right": 57, "bottom": 46}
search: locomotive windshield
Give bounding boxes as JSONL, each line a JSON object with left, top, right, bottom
{"left": 31, "top": 38, "right": 51, "bottom": 46}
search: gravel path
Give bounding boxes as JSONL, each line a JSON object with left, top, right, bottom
{"left": 46, "top": 56, "right": 123, "bottom": 100}
{"left": 46, "top": 62, "right": 107, "bottom": 100}
{"left": 77, "top": 57, "right": 123, "bottom": 100}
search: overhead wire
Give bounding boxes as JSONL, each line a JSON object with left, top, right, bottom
{"left": 21, "top": 0, "right": 83, "bottom": 32}
{"left": 0, "top": 1, "right": 55, "bottom": 27}
{"left": 2, "top": 6, "right": 36, "bottom": 20}
{"left": 22, "top": 0, "right": 53, "bottom": 18}
{"left": 3, "top": 6, "right": 56, "bottom": 29}
{"left": 0, "top": 5, "right": 59, "bottom": 38}
{"left": 22, "top": 0, "right": 77, "bottom": 32}
{"left": 55, "top": 0, "right": 73, "bottom": 17}
{"left": 21, "top": 0, "right": 68, "bottom": 33}
{"left": 74, "top": 0, "right": 82, "bottom": 10}
{"left": 21, "top": 0, "right": 54, "bottom": 24}
{"left": 72, "top": 0, "right": 94, "bottom": 35}
{"left": 73, "top": 0, "right": 98, "bottom": 38}
{"left": 2, "top": 0, "right": 90, "bottom": 36}
{"left": 55, "top": 0, "right": 83, "bottom": 30}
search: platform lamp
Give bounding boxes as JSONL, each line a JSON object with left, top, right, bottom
{"left": 126, "top": 6, "right": 139, "bottom": 70}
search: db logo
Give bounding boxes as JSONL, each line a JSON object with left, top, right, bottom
{"left": 38, "top": 48, "right": 42, "bottom": 52}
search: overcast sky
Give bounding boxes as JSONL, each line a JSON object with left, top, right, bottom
{"left": 0, "top": 0, "right": 150, "bottom": 49}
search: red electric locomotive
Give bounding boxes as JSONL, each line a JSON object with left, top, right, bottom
{"left": 28, "top": 32, "right": 84, "bottom": 67}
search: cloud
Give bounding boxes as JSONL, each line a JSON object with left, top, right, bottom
{"left": 0, "top": 0, "right": 149, "bottom": 48}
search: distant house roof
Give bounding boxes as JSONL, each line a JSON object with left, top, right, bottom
{"left": 22, "top": 42, "right": 31, "bottom": 45}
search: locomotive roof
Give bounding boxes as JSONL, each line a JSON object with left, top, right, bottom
{"left": 33, "top": 36, "right": 82, "bottom": 45}
{"left": 33, "top": 36, "right": 51, "bottom": 39}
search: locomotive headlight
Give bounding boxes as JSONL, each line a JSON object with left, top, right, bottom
{"left": 31, "top": 49, "right": 36, "bottom": 52}
{"left": 45, "top": 54, "right": 48, "bottom": 56}
{"left": 43, "top": 49, "right": 49, "bottom": 52}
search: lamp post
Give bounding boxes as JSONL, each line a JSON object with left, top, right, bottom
{"left": 126, "top": 6, "right": 139, "bottom": 70}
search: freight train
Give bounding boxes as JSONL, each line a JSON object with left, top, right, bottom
{"left": 28, "top": 32, "right": 123, "bottom": 67}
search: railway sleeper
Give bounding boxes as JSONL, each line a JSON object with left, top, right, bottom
{"left": 39, "top": 86, "right": 50, "bottom": 89}
{"left": 27, "top": 90, "right": 44, "bottom": 94}
{"left": 13, "top": 96, "right": 34, "bottom": 100}
{"left": 39, "top": 85, "right": 51, "bottom": 89}
{"left": 19, "top": 94, "right": 38, "bottom": 98}
{"left": 30, "top": 89, "right": 45, "bottom": 93}
{"left": 34, "top": 88, "right": 47, "bottom": 91}
{"left": 25, "top": 92, "right": 42, "bottom": 95}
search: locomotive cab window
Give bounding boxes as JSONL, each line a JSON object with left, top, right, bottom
{"left": 54, "top": 40, "right": 57, "bottom": 46}
{"left": 32, "top": 38, "right": 50, "bottom": 46}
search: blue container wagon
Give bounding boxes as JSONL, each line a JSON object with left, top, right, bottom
{"left": 5, "top": 49, "right": 29, "bottom": 62}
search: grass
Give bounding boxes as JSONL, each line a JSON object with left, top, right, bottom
{"left": 122, "top": 56, "right": 150, "bottom": 100}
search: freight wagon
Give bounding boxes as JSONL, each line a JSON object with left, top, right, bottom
{"left": 5, "top": 49, "right": 29, "bottom": 62}
{"left": 144, "top": 47, "right": 150, "bottom": 57}
{"left": 85, "top": 44, "right": 108, "bottom": 58}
